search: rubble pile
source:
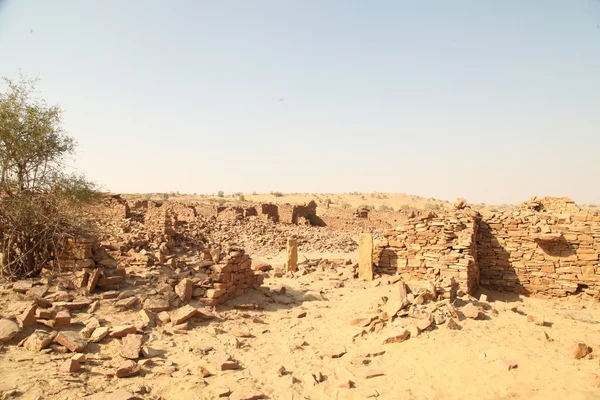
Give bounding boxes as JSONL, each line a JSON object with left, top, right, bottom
{"left": 351, "top": 277, "right": 492, "bottom": 343}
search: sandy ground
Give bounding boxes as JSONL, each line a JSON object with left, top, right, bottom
{"left": 1, "top": 260, "right": 600, "bottom": 400}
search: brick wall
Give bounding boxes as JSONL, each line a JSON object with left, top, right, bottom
{"left": 374, "top": 208, "right": 480, "bottom": 294}
{"left": 477, "top": 200, "right": 600, "bottom": 297}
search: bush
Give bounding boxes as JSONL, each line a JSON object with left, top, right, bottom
{"left": 270, "top": 191, "right": 284, "bottom": 197}
{"left": 217, "top": 190, "right": 224, "bottom": 197}
{"left": 160, "top": 193, "right": 169, "bottom": 200}
{"left": 340, "top": 202, "right": 351, "bottom": 209}
{"left": 217, "top": 198, "right": 226, "bottom": 206}
{"left": 424, "top": 203, "right": 441, "bottom": 210}
{"left": 0, "top": 75, "right": 99, "bottom": 278}
{"left": 379, "top": 204, "right": 393, "bottom": 211}
{"left": 399, "top": 204, "right": 414, "bottom": 210}
{"left": 358, "top": 204, "right": 374, "bottom": 211}
{"left": 237, "top": 194, "right": 246, "bottom": 202}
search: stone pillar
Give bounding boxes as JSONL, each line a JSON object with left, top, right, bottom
{"left": 286, "top": 238, "right": 298, "bottom": 273}
{"left": 358, "top": 233, "right": 373, "bottom": 280}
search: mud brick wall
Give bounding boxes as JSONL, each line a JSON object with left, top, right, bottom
{"left": 206, "top": 248, "right": 264, "bottom": 304}
{"left": 195, "top": 203, "right": 218, "bottom": 218}
{"left": 216, "top": 206, "right": 244, "bottom": 221}
{"left": 145, "top": 202, "right": 172, "bottom": 235}
{"left": 374, "top": 208, "right": 481, "bottom": 294}
{"left": 260, "top": 203, "right": 279, "bottom": 222}
{"left": 477, "top": 205, "right": 600, "bottom": 298}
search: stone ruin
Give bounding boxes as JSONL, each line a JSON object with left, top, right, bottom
{"left": 373, "top": 196, "right": 600, "bottom": 299}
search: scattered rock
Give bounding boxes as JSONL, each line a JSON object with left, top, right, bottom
{"left": 0, "top": 319, "right": 20, "bottom": 342}
{"left": 295, "top": 310, "right": 307, "bottom": 318}
{"left": 462, "top": 303, "right": 481, "bottom": 319}
{"left": 23, "top": 330, "right": 56, "bottom": 352}
{"left": 382, "top": 329, "right": 410, "bottom": 344}
{"left": 209, "top": 351, "right": 240, "bottom": 371}
{"left": 121, "top": 334, "right": 143, "bottom": 359}
{"left": 175, "top": 278, "right": 193, "bottom": 303}
{"left": 116, "top": 360, "right": 141, "bottom": 378}
{"left": 198, "top": 366, "right": 212, "bottom": 378}
{"left": 89, "top": 327, "right": 110, "bottom": 343}
{"left": 110, "top": 325, "right": 137, "bottom": 338}
{"left": 323, "top": 345, "right": 346, "bottom": 358}
{"left": 447, "top": 318, "right": 462, "bottom": 330}
{"left": 61, "top": 359, "right": 81, "bottom": 373}
{"left": 356, "top": 368, "right": 385, "bottom": 379}
{"left": 496, "top": 359, "right": 518, "bottom": 371}
{"left": 229, "top": 389, "right": 266, "bottom": 400}
{"left": 54, "top": 331, "right": 87, "bottom": 353}
{"left": 170, "top": 305, "right": 197, "bottom": 325}
{"left": 572, "top": 343, "right": 591, "bottom": 359}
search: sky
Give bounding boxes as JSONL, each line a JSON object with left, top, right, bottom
{"left": 0, "top": 1, "right": 599, "bottom": 204}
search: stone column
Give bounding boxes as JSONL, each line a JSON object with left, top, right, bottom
{"left": 359, "top": 233, "right": 374, "bottom": 280}
{"left": 286, "top": 238, "right": 298, "bottom": 273}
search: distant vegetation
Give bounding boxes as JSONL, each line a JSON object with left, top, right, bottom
{"left": 270, "top": 191, "right": 284, "bottom": 197}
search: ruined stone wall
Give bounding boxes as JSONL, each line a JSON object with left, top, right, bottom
{"left": 216, "top": 206, "right": 244, "bottom": 221}
{"left": 206, "top": 247, "right": 264, "bottom": 304}
{"left": 195, "top": 203, "right": 218, "bottom": 218}
{"left": 259, "top": 203, "right": 279, "bottom": 222}
{"left": 374, "top": 208, "right": 480, "bottom": 294}
{"left": 477, "top": 204, "right": 600, "bottom": 298}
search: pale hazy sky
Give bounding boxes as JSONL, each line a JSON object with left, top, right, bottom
{"left": 1, "top": 1, "right": 599, "bottom": 204}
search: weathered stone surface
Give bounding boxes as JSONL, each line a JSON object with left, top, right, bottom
{"left": 350, "top": 317, "right": 374, "bottom": 327}
{"left": 54, "top": 309, "right": 71, "bottom": 327}
{"left": 209, "top": 351, "right": 240, "bottom": 371}
{"left": 121, "top": 334, "right": 143, "bottom": 359}
{"left": 55, "top": 331, "right": 87, "bottom": 353}
{"left": 323, "top": 345, "right": 346, "bottom": 358}
{"left": 382, "top": 329, "right": 410, "bottom": 344}
{"left": 110, "top": 325, "right": 137, "bottom": 338}
{"left": 23, "top": 330, "right": 56, "bottom": 351}
{"left": 116, "top": 360, "right": 140, "bottom": 378}
{"left": 89, "top": 327, "right": 110, "bottom": 343}
{"left": 19, "top": 304, "right": 37, "bottom": 328}
{"left": 97, "top": 276, "right": 125, "bottom": 287}
{"left": 13, "top": 280, "right": 33, "bottom": 293}
{"left": 143, "top": 298, "right": 170, "bottom": 313}
{"left": 62, "top": 359, "right": 81, "bottom": 373}
{"left": 115, "top": 297, "right": 138, "bottom": 310}
{"left": 139, "top": 309, "right": 156, "bottom": 327}
{"left": 447, "top": 318, "right": 462, "bottom": 330}
{"left": 170, "top": 305, "right": 197, "bottom": 325}
{"left": 385, "top": 280, "right": 408, "bottom": 317}
{"left": 462, "top": 303, "right": 481, "bottom": 319}
{"left": 572, "top": 343, "right": 591, "bottom": 359}
{"left": 359, "top": 233, "right": 374, "bottom": 280}
{"left": 285, "top": 238, "right": 298, "bottom": 273}
{"left": 1, "top": 319, "right": 21, "bottom": 341}
{"left": 87, "top": 268, "right": 102, "bottom": 293}
{"left": 175, "top": 278, "right": 193, "bottom": 303}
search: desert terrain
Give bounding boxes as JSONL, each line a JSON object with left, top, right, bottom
{"left": 0, "top": 194, "right": 599, "bottom": 400}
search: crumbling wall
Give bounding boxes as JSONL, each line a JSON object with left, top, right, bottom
{"left": 374, "top": 208, "right": 480, "bottom": 295}
{"left": 260, "top": 203, "right": 279, "bottom": 222}
{"left": 477, "top": 201, "right": 600, "bottom": 298}
{"left": 207, "top": 247, "right": 264, "bottom": 304}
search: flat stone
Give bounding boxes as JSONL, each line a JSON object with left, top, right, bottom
{"left": 110, "top": 325, "right": 137, "bottom": 338}
{"left": 97, "top": 276, "right": 125, "bottom": 287}
{"left": 72, "top": 353, "right": 86, "bottom": 362}
{"left": 382, "top": 329, "right": 410, "bottom": 344}
{"left": 13, "top": 280, "right": 33, "bottom": 293}
{"left": 198, "top": 366, "right": 212, "bottom": 378}
{"left": 496, "top": 358, "right": 518, "bottom": 371}
{"left": 116, "top": 360, "right": 140, "bottom": 378}
{"left": 89, "top": 327, "right": 110, "bottom": 342}
{"left": 85, "top": 390, "right": 137, "bottom": 400}
{"left": 0, "top": 319, "right": 20, "bottom": 342}
{"left": 53, "top": 299, "right": 92, "bottom": 310}
{"left": 23, "top": 330, "right": 56, "bottom": 352}
{"left": 55, "top": 331, "right": 87, "bottom": 353}
{"left": 26, "top": 285, "right": 48, "bottom": 298}
{"left": 209, "top": 351, "right": 240, "bottom": 371}
{"left": 295, "top": 311, "right": 307, "bottom": 318}
{"left": 54, "top": 309, "right": 71, "bottom": 327}
{"left": 170, "top": 305, "right": 197, "bottom": 325}
{"left": 229, "top": 389, "right": 266, "bottom": 400}
{"left": 121, "top": 334, "right": 143, "bottom": 359}
{"left": 115, "top": 297, "right": 138, "bottom": 310}
{"left": 462, "top": 303, "right": 481, "bottom": 319}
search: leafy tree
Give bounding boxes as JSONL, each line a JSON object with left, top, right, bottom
{"left": 217, "top": 190, "right": 224, "bottom": 197}
{"left": 0, "top": 75, "right": 98, "bottom": 278}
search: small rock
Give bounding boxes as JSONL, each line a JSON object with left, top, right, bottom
{"left": 295, "top": 311, "right": 307, "bottom": 318}
{"left": 338, "top": 380, "right": 354, "bottom": 389}
{"left": 72, "top": 353, "right": 86, "bottom": 362}
{"left": 141, "top": 346, "right": 159, "bottom": 358}
{"left": 198, "top": 366, "right": 212, "bottom": 378}
{"left": 462, "top": 303, "right": 481, "bottom": 319}
{"left": 54, "top": 331, "right": 87, "bottom": 353}
{"left": 277, "top": 366, "right": 287, "bottom": 376}
{"left": 116, "top": 360, "right": 141, "bottom": 378}
{"left": 350, "top": 317, "right": 373, "bottom": 327}
{"left": 89, "top": 327, "right": 110, "bottom": 343}
{"left": 323, "top": 345, "right": 346, "bottom": 358}
{"left": 209, "top": 351, "right": 240, "bottom": 371}
{"left": 406, "top": 325, "right": 419, "bottom": 338}
{"left": 479, "top": 294, "right": 488, "bottom": 302}
{"left": 302, "top": 372, "right": 318, "bottom": 386}
{"left": 121, "top": 334, "right": 143, "bottom": 359}
{"left": 54, "top": 309, "right": 71, "bottom": 327}
{"left": 23, "top": 330, "right": 56, "bottom": 352}
{"left": 0, "top": 319, "right": 22, "bottom": 342}
{"left": 170, "top": 305, "right": 197, "bottom": 325}
{"left": 572, "top": 342, "right": 591, "bottom": 359}
{"left": 139, "top": 309, "right": 156, "bottom": 327}
{"left": 229, "top": 389, "right": 266, "bottom": 400}
{"left": 19, "top": 304, "right": 37, "bottom": 328}
{"left": 61, "top": 359, "right": 81, "bottom": 373}
{"left": 382, "top": 329, "right": 410, "bottom": 344}
{"left": 110, "top": 325, "right": 137, "bottom": 338}
{"left": 175, "top": 278, "right": 193, "bottom": 303}
{"left": 115, "top": 297, "right": 138, "bottom": 310}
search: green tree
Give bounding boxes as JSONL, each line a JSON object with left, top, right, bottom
{"left": 0, "top": 75, "right": 98, "bottom": 278}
